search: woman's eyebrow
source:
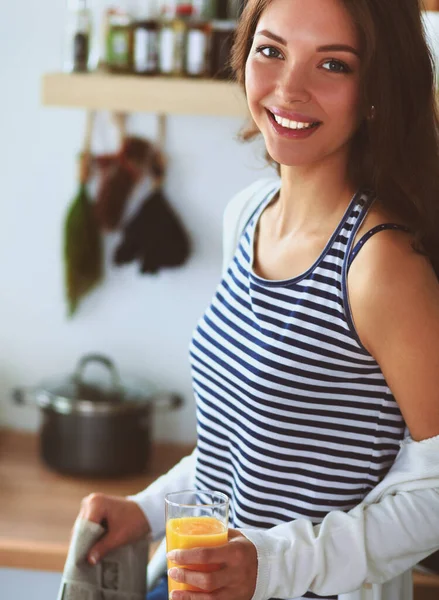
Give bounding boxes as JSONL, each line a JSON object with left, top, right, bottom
{"left": 255, "top": 30, "right": 360, "bottom": 57}
{"left": 318, "top": 44, "right": 360, "bottom": 57}
{"left": 255, "top": 30, "right": 287, "bottom": 45}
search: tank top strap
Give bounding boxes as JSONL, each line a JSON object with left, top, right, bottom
{"left": 348, "top": 223, "right": 411, "bottom": 269}
{"left": 333, "top": 187, "right": 376, "bottom": 253}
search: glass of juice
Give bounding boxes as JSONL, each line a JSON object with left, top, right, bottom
{"left": 165, "top": 490, "right": 229, "bottom": 594}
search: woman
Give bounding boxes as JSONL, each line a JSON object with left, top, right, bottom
{"left": 78, "top": 1, "right": 439, "bottom": 599}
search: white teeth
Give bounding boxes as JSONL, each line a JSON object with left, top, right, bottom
{"left": 273, "top": 114, "right": 316, "bottom": 130}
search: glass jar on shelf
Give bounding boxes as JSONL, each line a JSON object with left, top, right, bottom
{"left": 158, "top": 1, "right": 191, "bottom": 76}
{"left": 132, "top": 0, "right": 160, "bottom": 74}
{"left": 105, "top": 6, "right": 134, "bottom": 73}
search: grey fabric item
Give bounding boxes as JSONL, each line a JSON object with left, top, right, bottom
{"left": 58, "top": 518, "right": 149, "bottom": 600}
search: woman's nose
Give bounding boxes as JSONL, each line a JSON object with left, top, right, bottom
{"left": 276, "top": 62, "right": 312, "bottom": 104}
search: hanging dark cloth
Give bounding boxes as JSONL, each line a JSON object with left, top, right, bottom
{"left": 94, "top": 137, "right": 164, "bottom": 231}
{"left": 113, "top": 188, "right": 191, "bottom": 274}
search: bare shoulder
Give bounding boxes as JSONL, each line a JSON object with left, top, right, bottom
{"left": 351, "top": 221, "right": 434, "bottom": 288}
{"left": 348, "top": 219, "right": 439, "bottom": 355}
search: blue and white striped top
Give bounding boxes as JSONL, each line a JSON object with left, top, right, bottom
{"left": 189, "top": 188, "right": 407, "bottom": 600}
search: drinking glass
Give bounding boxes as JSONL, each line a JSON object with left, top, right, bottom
{"left": 165, "top": 490, "right": 229, "bottom": 594}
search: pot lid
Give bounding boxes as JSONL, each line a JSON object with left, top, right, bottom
{"left": 36, "top": 354, "right": 158, "bottom": 412}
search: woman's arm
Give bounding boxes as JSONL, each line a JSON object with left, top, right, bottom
{"left": 240, "top": 460, "right": 439, "bottom": 598}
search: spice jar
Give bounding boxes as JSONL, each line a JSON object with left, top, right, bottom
{"left": 210, "top": 19, "right": 236, "bottom": 80}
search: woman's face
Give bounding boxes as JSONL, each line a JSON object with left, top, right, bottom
{"left": 245, "top": 0, "right": 362, "bottom": 168}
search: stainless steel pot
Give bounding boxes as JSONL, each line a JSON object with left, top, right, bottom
{"left": 14, "top": 354, "right": 183, "bottom": 478}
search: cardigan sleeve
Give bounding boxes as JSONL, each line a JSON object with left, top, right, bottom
{"left": 222, "top": 178, "right": 281, "bottom": 276}
{"left": 240, "top": 434, "right": 439, "bottom": 600}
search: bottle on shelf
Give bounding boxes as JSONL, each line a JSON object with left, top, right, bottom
{"left": 63, "top": 0, "right": 93, "bottom": 73}
{"left": 105, "top": 4, "right": 134, "bottom": 73}
{"left": 94, "top": 0, "right": 113, "bottom": 71}
{"left": 158, "top": 1, "right": 192, "bottom": 76}
{"left": 132, "top": 0, "right": 160, "bottom": 75}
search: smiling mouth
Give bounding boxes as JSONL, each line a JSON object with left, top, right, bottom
{"left": 266, "top": 110, "right": 322, "bottom": 131}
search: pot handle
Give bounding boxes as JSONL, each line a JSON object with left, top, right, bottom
{"left": 11, "top": 386, "right": 48, "bottom": 408}
{"left": 74, "top": 354, "right": 121, "bottom": 389}
{"left": 150, "top": 393, "right": 184, "bottom": 412}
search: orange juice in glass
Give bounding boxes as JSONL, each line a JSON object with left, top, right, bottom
{"left": 165, "top": 490, "right": 229, "bottom": 594}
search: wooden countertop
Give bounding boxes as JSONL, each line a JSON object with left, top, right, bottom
{"left": 0, "top": 429, "right": 193, "bottom": 572}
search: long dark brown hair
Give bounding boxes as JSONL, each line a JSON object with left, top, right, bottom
{"left": 230, "top": 0, "right": 439, "bottom": 277}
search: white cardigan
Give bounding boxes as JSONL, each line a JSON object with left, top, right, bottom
{"left": 130, "top": 179, "right": 439, "bottom": 600}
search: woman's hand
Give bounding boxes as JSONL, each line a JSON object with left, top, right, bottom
{"left": 78, "top": 493, "right": 150, "bottom": 565}
{"left": 167, "top": 529, "right": 257, "bottom": 600}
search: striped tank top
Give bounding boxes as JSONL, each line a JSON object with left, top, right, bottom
{"left": 189, "top": 187, "right": 407, "bottom": 600}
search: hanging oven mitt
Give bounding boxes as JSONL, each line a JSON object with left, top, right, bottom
{"left": 57, "top": 517, "right": 149, "bottom": 600}
{"left": 113, "top": 187, "right": 191, "bottom": 274}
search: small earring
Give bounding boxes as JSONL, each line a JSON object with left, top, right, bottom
{"left": 368, "top": 105, "right": 376, "bottom": 121}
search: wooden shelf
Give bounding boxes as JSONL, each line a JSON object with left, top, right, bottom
{"left": 41, "top": 72, "right": 248, "bottom": 117}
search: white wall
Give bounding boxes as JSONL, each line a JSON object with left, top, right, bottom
{"left": 0, "top": 0, "right": 274, "bottom": 442}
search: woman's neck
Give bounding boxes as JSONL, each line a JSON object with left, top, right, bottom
{"left": 275, "top": 155, "right": 356, "bottom": 239}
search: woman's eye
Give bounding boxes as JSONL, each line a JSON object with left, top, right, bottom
{"left": 256, "top": 46, "right": 282, "bottom": 59}
{"left": 321, "top": 59, "right": 352, "bottom": 74}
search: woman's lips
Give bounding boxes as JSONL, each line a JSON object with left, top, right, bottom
{"left": 266, "top": 109, "right": 322, "bottom": 139}
{"left": 267, "top": 107, "right": 321, "bottom": 123}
